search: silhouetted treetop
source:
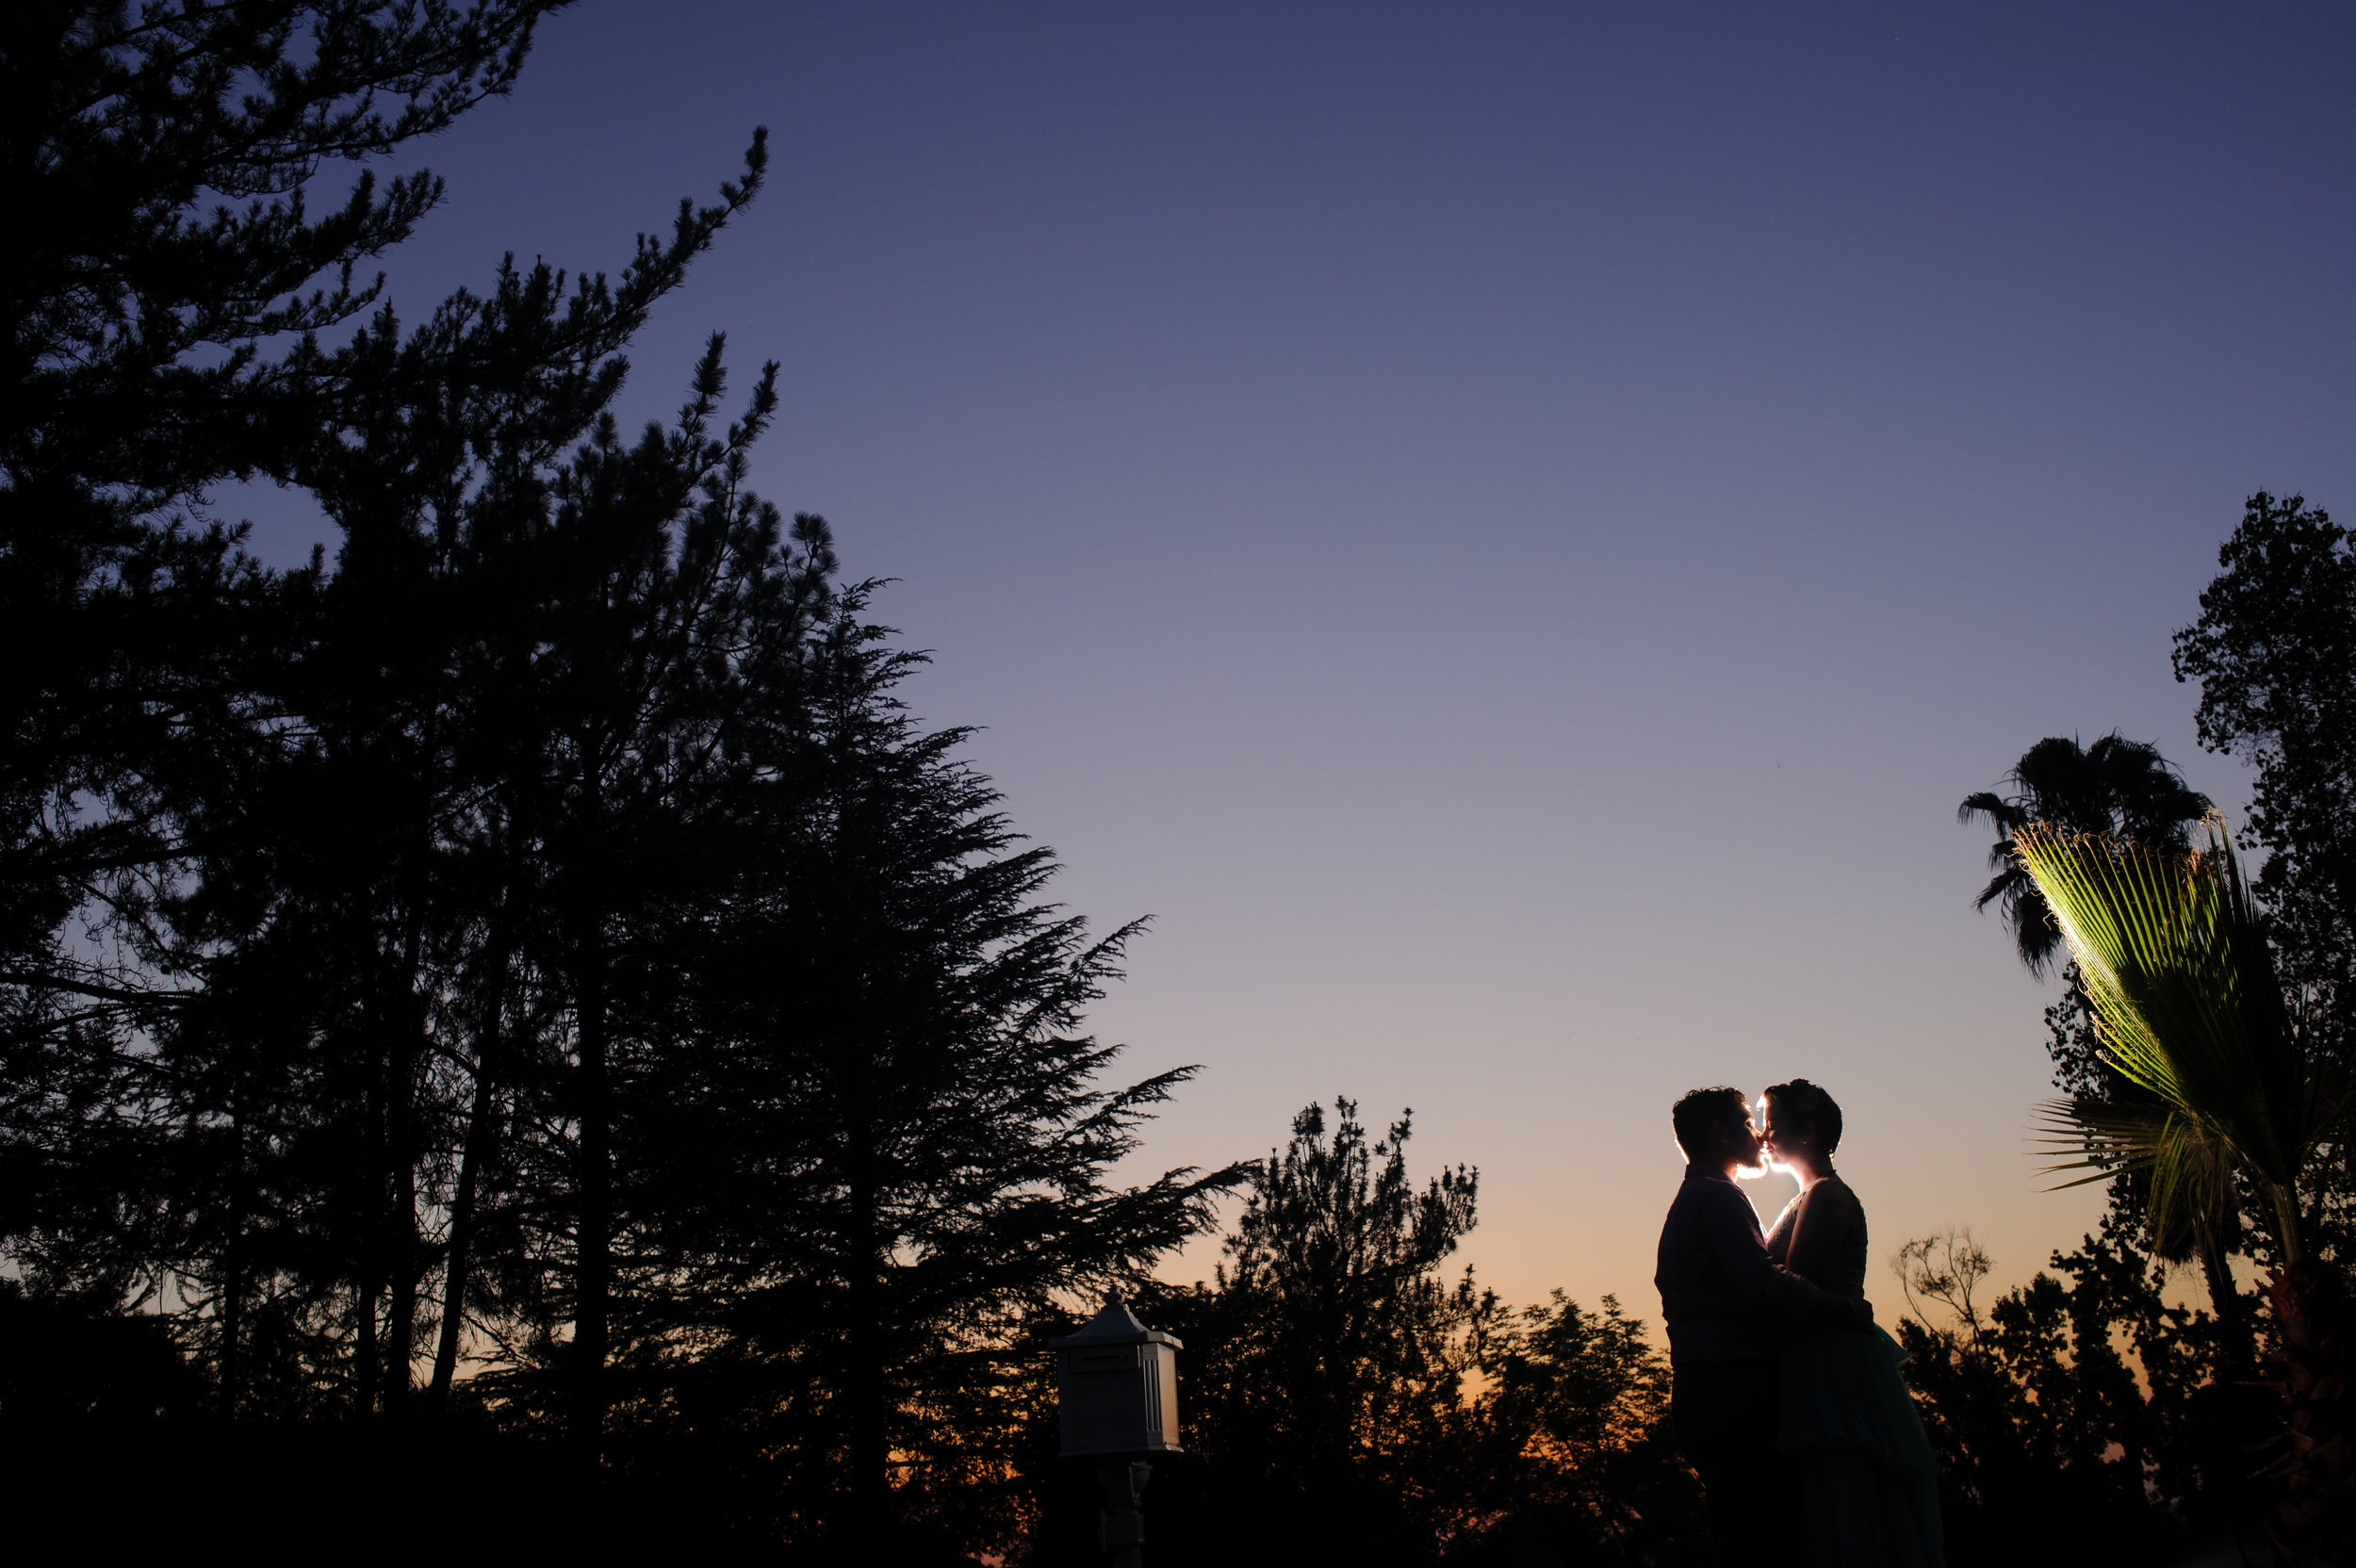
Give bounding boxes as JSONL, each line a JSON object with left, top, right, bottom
{"left": 2174, "top": 491, "right": 2356, "bottom": 1045}
{"left": 7, "top": 2, "right": 558, "bottom": 505}
{"left": 1957, "top": 732, "right": 2211, "bottom": 979}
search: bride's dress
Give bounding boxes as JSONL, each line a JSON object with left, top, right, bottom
{"left": 1765, "top": 1175, "right": 1944, "bottom": 1566}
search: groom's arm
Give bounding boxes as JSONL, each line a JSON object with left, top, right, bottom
{"left": 1680, "top": 1185, "right": 1874, "bottom": 1330}
{"left": 1696, "top": 1184, "right": 1820, "bottom": 1320}
{"left": 1665, "top": 1287, "right": 1874, "bottom": 1327}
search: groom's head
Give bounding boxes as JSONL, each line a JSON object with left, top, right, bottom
{"left": 1671, "top": 1086, "right": 1763, "bottom": 1177}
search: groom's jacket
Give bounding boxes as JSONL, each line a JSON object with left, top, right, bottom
{"left": 1654, "top": 1164, "right": 1820, "bottom": 1362}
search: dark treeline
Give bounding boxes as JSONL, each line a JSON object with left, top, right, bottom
{"left": 1, "top": 7, "right": 1234, "bottom": 1560}
{"left": 1103, "top": 1102, "right": 1708, "bottom": 1567}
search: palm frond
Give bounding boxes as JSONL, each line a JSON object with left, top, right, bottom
{"left": 2033, "top": 1096, "right": 2237, "bottom": 1247}
{"left": 2009, "top": 823, "right": 2340, "bottom": 1261}
{"left": 1957, "top": 791, "right": 2025, "bottom": 833}
{"left": 2031, "top": 1095, "right": 2159, "bottom": 1188}
{"left": 2005, "top": 888, "right": 2065, "bottom": 980}
{"left": 2010, "top": 825, "right": 2309, "bottom": 1189}
{"left": 1971, "top": 865, "right": 2025, "bottom": 913}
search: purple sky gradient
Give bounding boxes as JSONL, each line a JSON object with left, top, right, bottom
{"left": 230, "top": 2, "right": 2355, "bottom": 1315}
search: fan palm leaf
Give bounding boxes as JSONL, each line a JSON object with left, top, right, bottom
{"left": 2031, "top": 1095, "right": 2240, "bottom": 1253}
{"left": 2009, "top": 822, "right": 2321, "bottom": 1261}
{"left": 2017, "top": 823, "right": 2356, "bottom": 1564}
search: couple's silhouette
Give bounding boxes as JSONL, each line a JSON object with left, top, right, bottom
{"left": 1656, "top": 1080, "right": 1943, "bottom": 1567}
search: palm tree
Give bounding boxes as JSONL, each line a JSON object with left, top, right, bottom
{"left": 2015, "top": 824, "right": 2351, "bottom": 1564}
{"left": 1957, "top": 733, "right": 2214, "bottom": 979}
{"left": 1961, "top": 735, "right": 2258, "bottom": 1345}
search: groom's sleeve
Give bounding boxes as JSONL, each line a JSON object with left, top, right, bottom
{"left": 1700, "top": 1186, "right": 1821, "bottom": 1320}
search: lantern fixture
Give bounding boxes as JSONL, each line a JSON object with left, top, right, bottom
{"left": 1051, "top": 1293, "right": 1182, "bottom": 1566}
{"left": 1051, "top": 1292, "right": 1182, "bottom": 1458}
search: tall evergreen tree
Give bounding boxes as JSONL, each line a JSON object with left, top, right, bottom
{"left": 0, "top": 3, "right": 759, "bottom": 1083}
{"left": 2, "top": 0, "right": 777, "bottom": 1441}
{"left": 495, "top": 334, "right": 832, "bottom": 1468}
{"left": 1, "top": 0, "right": 570, "bottom": 1032}
{"left": 635, "top": 600, "right": 1240, "bottom": 1559}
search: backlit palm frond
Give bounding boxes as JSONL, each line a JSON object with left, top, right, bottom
{"left": 2012, "top": 825, "right": 2299, "bottom": 1168}
{"left": 2032, "top": 1095, "right": 2160, "bottom": 1188}
{"left": 2033, "top": 1096, "right": 2237, "bottom": 1250}
{"left": 2010, "top": 822, "right": 2322, "bottom": 1257}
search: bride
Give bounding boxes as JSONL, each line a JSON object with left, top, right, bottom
{"left": 1758, "top": 1078, "right": 1945, "bottom": 1567}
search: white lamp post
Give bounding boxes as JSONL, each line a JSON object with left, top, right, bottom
{"left": 1051, "top": 1293, "right": 1182, "bottom": 1568}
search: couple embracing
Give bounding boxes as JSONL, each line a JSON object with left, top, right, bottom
{"left": 1654, "top": 1080, "right": 1943, "bottom": 1567}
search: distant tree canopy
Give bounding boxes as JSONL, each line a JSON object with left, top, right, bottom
{"left": 2176, "top": 491, "right": 2356, "bottom": 1061}
{"left": 1114, "top": 1100, "right": 1707, "bottom": 1568}
{"left": 1890, "top": 1222, "right": 2250, "bottom": 1564}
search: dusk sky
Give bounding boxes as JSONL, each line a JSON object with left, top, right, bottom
{"left": 235, "top": 2, "right": 2356, "bottom": 1316}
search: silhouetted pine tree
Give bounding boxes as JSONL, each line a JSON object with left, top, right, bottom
{"left": 4, "top": 2, "right": 777, "bottom": 1461}
{"left": 1158, "top": 1100, "right": 1487, "bottom": 1563}
{"left": 626, "top": 601, "right": 1241, "bottom": 1560}
{"left": 1, "top": 0, "right": 569, "bottom": 1050}
{"left": 2, "top": 7, "right": 765, "bottom": 1416}
{"left": 483, "top": 336, "right": 835, "bottom": 1470}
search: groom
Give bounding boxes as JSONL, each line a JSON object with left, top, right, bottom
{"left": 1656, "top": 1086, "right": 1870, "bottom": 1563}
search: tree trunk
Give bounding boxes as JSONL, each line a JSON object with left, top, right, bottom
{"left": 353, "top": 1273, "right": 379, "bottom": 1421}
{"left": 2250, "top": 1182, "right": 2352, "bottom": 1566}
{"left": 429, "top": 1012, "right": 499, "bottom": 1409}
{"left": 384, "top": 657, "right": 446, "bottom": 1432}
{"left": 435, "top": 833, "right": 521, "bottom": 1412}
{"left": 383, "top": 920, "right": 425, "bottom": 1430}
{"left": 572, "top": 915, "right": 611, "bottom": 1475}
{"left": 2199, "top": 1223, "right": 2254, "bottom": 1364}
{"left": 2262, "top": 1262, "right": 2352, "bottom": 1567}
{"left": 218, "top": 1245, "right": 242, "bottom": 1422}
{"left": 847, "top": 1169, "right": 892, "bottom": 1556}
{"left": 220, "top": 1098, "right": 246, "bottom": 1421}
{"left": 355, "top": 990, "right": 383, "bottom": 1421}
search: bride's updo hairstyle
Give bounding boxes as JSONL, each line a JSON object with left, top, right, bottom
{"left": 1763, "top": 1078, "right": 1842, "bottom": 1156}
